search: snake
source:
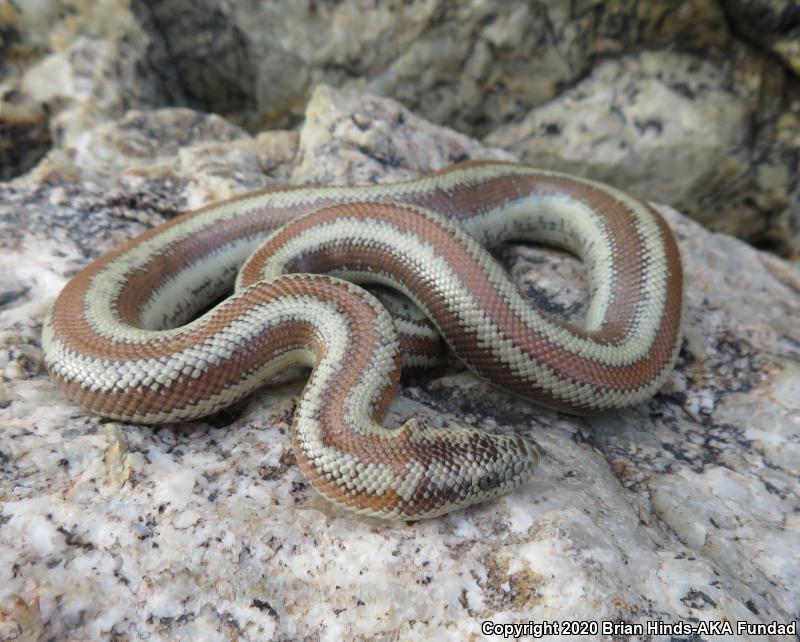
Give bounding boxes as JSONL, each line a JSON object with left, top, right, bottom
{"left": 42, "top": 161, "right": 684, "bottom": 520}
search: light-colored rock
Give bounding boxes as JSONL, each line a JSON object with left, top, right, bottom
{"left": 293, "top": 85, "right": 513, "bottom": 184}
{"left": 0, "top": 0, "right": 182, "bottom": 177}
{"left": 1, "top": 87, "right": 798, "bottom": 640}
{"left": 255, "top": 130, "right": 299, "bottom": 179}
{"left": 485, "top": 46, "right": 800, "bottom": 255}
{"left": 142, "top": 0, "right": 728, "bottom": 135}
{"left": 487, "top": 50, "right": 752, "bottom": 205}
{"left": 134, "top": 0, "right": 800, "bottom": 255}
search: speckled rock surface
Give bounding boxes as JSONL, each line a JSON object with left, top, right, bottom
{"left": 485, "top": 46, "right": 800, "bottom": 257}
{"left": 1, "top": 86, "right": 798, "bottom": 641}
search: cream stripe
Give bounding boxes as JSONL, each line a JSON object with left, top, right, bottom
{"left": 251, "top": 216, "right": 664, "bottom": 365}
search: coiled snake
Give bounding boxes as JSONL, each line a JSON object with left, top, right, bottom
{"left": 42, "top": 161, "right": 684, "bottom": 519}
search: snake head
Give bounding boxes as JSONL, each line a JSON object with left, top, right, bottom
{"left": 395, "top": 417, "right": 540, "bottom": 520}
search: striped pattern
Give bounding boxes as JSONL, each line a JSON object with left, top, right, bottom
{"left": 42, "top": 161, "right": 683, "bottom": 519}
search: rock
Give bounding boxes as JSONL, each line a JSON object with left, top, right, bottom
{"left": 487, "top": 50, "right": 753, "bottom": 207}
{"left": 0, "top": 0, "right": 183, "bottom": 179}
{"left": 141, "top": 0, "right": 728, "bottom": 135}
{"left": 67, "top": 108, "right": 258, "bottom": 193}
{"left": 3, "top": 0, "right": 800, "bottom": 255}
{"left": 1, "top": 86, "right": 798, "bottom": 640}
{"left": 133, "top": 0, "right": 800, "bottom": 255}
{"left": 721, "top": 0, "right": 800, "bottom": 76}
{"left": 485, "top": 45, "right": 800, "bottom": 256}
{"left": 293, "top": 85, "right": 513, "bottom": 184}
{"left": 255, "top": 130, "right": 299, "bottom": 179}
{"left": 0, "top": 87, "right": 51, "bottom": 180}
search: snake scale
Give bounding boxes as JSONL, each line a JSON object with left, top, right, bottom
{"left": 42, "top": 161, "right": 684, "bottom": 519}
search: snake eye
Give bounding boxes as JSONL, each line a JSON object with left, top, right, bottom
{"left": 478, "top": 471, "right": 499, "bottom": 491}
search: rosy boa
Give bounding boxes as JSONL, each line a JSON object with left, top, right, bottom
{"left": 42, "top": 161, "right": 684, "bottom": 519}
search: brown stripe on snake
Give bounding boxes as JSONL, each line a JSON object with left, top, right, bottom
{"left": 42, "top": 161, "right": 683, "bottom": 519}
{"left": 56, "top": 273, "right": 476, "bottom": 447}
{"left": 240, "top": 199, "right": 682, "bottom": 411}
{"left": 57, "top": 320, "right": 311, "bottom": 418}
{"left": 50, "top": 231, "right": 445, "bottom": 379}
{"left": 403, "top": 174, "right": 648, "bottom": 341}
{"left": 114, "top": 202, "right": 326, "bottom": 328}
{"left": 240, "top": 171, "right": 664, "bottom": 344}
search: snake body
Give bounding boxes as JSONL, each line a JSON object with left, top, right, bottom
{"left": 42, "top": 161, "right": 684, "bottom": 519}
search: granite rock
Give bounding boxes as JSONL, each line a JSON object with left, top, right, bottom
{"left": 0, "top": 0, "right": 182, "bottom": 178}
{"left": 485, "top": 45, "right": 800, "bottom": 257}
{"left": 141, "top": 0, "right": 728, "bottom": 135}
{"left": 131, "top": 0, "right": 800, "bottom": 256}
{"left": 1, "top": 87, "right": 798, "bottom": 641}
{"left": 3, "top": 0, "right": 800, "bottom": 256}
